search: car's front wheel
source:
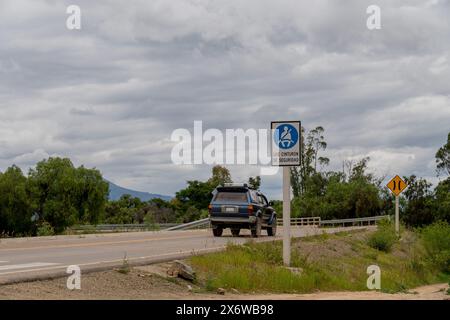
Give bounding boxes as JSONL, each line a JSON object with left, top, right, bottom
{"left": 267, "top": 217, "right": 277, "bottom": 236}
{"left": 212, "top": 227, "right": 223, "bottom": 237}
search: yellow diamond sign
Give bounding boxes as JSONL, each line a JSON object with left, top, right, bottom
{"left": 387, "top": 175, "right": 407, "bottom": 196}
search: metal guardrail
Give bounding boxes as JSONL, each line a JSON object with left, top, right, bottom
{"left": 70, "top": 219, "right": 210, "bottom": 233}
{"left": 277, "top": 216, "right": 321, "bottom": 226}
{"left": 70, "top": 215, "right": 389, "bottom": 233}
{"left": 275, "top": 215, "right": 389, "bottom": 227}
{"left": 165, "top": 218, "right": 210, "bottom": 231}
{"left": 70, "top": 223, "right": 178, "bottom": 232}
{"left": 319, "top": 215, "right": 389, "bottom": 227}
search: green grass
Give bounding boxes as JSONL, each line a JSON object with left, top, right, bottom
{"left": 189, "top": 228, "right": 450, "bottom": 294}
{"left": 367, "top": 219, "right": 397, "bottom": 252}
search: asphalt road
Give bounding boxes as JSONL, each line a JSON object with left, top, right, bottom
{"left": 0, "top": 226, "right": 368, "bottom": 284}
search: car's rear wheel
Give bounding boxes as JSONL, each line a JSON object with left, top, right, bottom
{"left": 251, "top": 217, "right": 262, "bottom": 238}
{"left": 212, "top": 227, "right": 223, "bottom": 237}
{"left": 231, "top": 228, "right": 240, "bottom": 237}
{"left": 267, "top": 218, "right": 277, "bottom": 236}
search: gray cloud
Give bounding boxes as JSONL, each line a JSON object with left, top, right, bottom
{"left": 0, "top": 0, "right": 449, "bottom": 197}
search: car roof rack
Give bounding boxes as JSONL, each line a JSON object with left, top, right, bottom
{"left": 222, "top": 183, "right": 248, "bottom": 188}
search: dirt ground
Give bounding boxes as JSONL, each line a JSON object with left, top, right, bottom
{"left": 292, "top": 229, "right": 370, "bottom": 262}
{"left": 0, "top": 266, "right": 448, "bottom": 300}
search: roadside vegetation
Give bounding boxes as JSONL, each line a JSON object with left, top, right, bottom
{"left": 190, "top": 223, "right": 450, "bottom": 294}
{"left": 367, "top": 220, "right": 397, "bottom": 252}
{"left": 0, "top": 130, "right": 449, "bottom": 237}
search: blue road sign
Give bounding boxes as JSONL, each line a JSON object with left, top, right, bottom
{"left": 271, "top": 121, "right": 301, "bottom": 166}
{"left": 274, "top": 123, "right": 299, "bottom": 150}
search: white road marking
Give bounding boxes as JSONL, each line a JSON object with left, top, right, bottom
{"left": 0, "top": 261, "right": 8, "bottom": 263}
{"left": 0, "top": 247, "right": 228, "bottom": 277}
{"left": 0, "top": 262, "right": 60, "bottom": 271}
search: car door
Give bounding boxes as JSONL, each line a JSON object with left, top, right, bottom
{"left": 257, "top": 193, "right": 271, "bottom": 224}
{"left": 249, "top": 190, "right": 260, "bottom": 208}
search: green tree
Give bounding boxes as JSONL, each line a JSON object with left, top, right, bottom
{"left": 28, "top": 157, "right": 108, "bottom": 233}
{"left": 105, "top": 194, "right": 144, "bottom": 224}
{"left": 292, "top": 156, "right": 381, "bottom": 220}
{"left": 436, "top": 132, "right": 450, "bottom": 176}
{"left": 127, "top": 197, "right": 177, "bottom": 224}
{"left": 403, "top": 175, "right": 432, "bottom": 201}
{"left": 183, "top": 206, "right": 201, "bottom": 222}
{"left": 28, "top": 157, "right": 78, "bottom": 232}
{"left": 73, "top": 166, "right": 109, "bottom": 224}
{"left": 0, "top": 166, "right": 35, "bottom": 236}
{"left": 175, "top": 180, "right": 212, "bottom": 213}
{"left": 402, "top": 175, "right": 435, "bottom": 227}
{"left": 248, "top": 176, "right": 261, "bottom": 190}
{"left": 176, "top": 166, "right": 231, "bottom": 214}
{"left": 290, "top": 127, "right": 308, "bottom": 197}
{"left": 141, "top": 202, "right": 176, "bottom": 224}
{"left": 174, "top": 166, "right": 233, "bottom": 222}
{"left": 434, "top": 178, "right": 450, "bottom": 223}
{"left": 308, "top": 126, "right": 329, "bottom": 172}
{"left": 105, "top": 202, "right": 133, "bottom": 224}
{"left": 316, "top": 176, "right": 380, "bottom": 219}
{"left": 349, "top": 157, "right": 373, "bottom": 182}
{"left": 207, "top": 165, "right": 232, "bottom": 188}
{"left": 290, "top": 126, "right": 329, "bottom": 197}
{"left": 427, "top": 132, "right": 450, "bottom": 224}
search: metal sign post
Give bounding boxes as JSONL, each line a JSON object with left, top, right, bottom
{"left": 395, "top": 195, "right": 399, "bottom": 235}
{"left": 282, "top": 166, "right": 291, "bottom": 266}
{"left": 271, "top": 121, "right": 301, "bottom": 267}
{"left": 386, "top": 175, "right": 407, "bottom": 236}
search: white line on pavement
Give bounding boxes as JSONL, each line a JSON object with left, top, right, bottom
{"left": 0, "top": 262, "right": 60, "bottom": 272}
{"left": 0, "top": 246, "right": 228, "bottom": 277}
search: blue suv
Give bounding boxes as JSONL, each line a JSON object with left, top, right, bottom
{"left": 208, "top": 183, "right": 277, "bottom": 237}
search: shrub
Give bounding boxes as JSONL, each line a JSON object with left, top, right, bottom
{"left": 117, "top": 253, "right": 130, "bottom": 274}
{"left": 367, "top": 220, "right": 397, "bottom": 252}
{"left": 36, "top": 221, "right": 55, "bottom": 236}
{"left": 143, "top": 213, "right": 160, "bottom": 231}
{"left": 420, "top": 221, "right": 450, "bottom": 272}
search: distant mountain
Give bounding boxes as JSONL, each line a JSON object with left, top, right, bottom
{"left": 107, "top": 180, "right": 172, "bottom": 202}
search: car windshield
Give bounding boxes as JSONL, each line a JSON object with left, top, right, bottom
{"left": 214, "top": 192, "right": 248, "bottom": 202}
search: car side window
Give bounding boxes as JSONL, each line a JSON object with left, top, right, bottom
{"left": 250, "top": 191, "right": 259, "bottom": 203}
{"left": 258, "top": 195, "right": 264, "bottom": 205}
{"left": 261, "top": 196, "right": 268, "bottom": 206}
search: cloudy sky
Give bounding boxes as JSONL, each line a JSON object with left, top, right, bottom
{"left": 0, "top": 0, "right": 449, "bottom": 198}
